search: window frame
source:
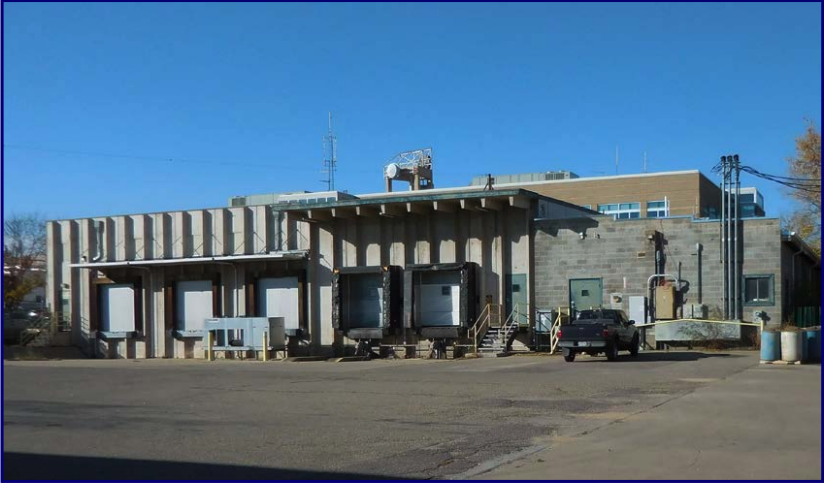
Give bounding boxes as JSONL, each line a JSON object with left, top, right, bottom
{"left": 742, "top": 274, "right": 775, "bottom": 306}
{"left": 597, "top": 202, "right": 640, "bottom": 220}
{"left": 646, "top": 199, "right": 670, "bottom": 219}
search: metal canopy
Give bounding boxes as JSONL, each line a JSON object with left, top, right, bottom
{"left": 69, "top": 250, "right": 309, "bottom": 269}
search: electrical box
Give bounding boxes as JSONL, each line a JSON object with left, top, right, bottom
{"left": 687, "top": 304, "right": 707, "bottom": 319}
{"left": 610, "top": 293, "right": 624, "bottom": 310}
{"left": 655, "top": 285, "right": 676, "bottom": 320}
{"left": 629, "top": 296, "right": 647, "bottom": 324}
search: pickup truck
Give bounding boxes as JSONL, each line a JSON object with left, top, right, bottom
{"left": 557, "top": 309, "right": 639, "bottom": 362}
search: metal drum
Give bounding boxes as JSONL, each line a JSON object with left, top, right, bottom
{"left": 760, "top": 330, "right": 780, "bottom": 362}
{"left": 780, "top": 330, "right": 802, "bottom": 362}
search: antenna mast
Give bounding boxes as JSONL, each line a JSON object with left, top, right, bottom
{"left": 322, "top": 112, "right": 337, "bottom": 191}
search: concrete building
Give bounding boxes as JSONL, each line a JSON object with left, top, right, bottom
{"left": 45, "top": 186, "right": 593, "bottom": 358}
{"left": 45, "top": 169, "right": 819, "bottom": 359}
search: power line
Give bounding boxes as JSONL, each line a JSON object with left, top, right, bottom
{"left": 2, "top": 143, "right": 375, "bottom": 173}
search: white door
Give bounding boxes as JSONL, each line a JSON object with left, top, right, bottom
{"left": 100, "top": 283, "right": 135, "bottom": 332}
{"left": 258, "top": 277, "right": 299, "bottom": 330}
{"left": 175, "top": 280, "right": 213, "bottom": 331}
{"left": 418, "top": 284, "right": 460, "bottom": 326}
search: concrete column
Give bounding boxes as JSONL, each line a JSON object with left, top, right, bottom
{"left": 391, "top": 217, "right": 405, "bottom": 267}
{"left": 79, "top": 219, "right": 94, "bottom": 353}
{"left": 229, "top": 207, "right": 245, "bottom": 255}
{"left": 213, "top": 209, "right": 227, "bottom": 255}
{"left": 253, "top": 206, "right": 268, "bottom": 254}
{"left": 173, "top": 212, "right": 185, "bottom": 258}
{"left": 46, "top": 222, "right": 59, "bottom": 314}
{"left": 191, "top": 211, "right": 205, "bottom": 257}
{"left": 132, "top": 215, "right": 146, "bottom": 260}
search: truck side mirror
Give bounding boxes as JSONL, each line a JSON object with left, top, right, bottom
{"left": 628, "top": 320, "right": 636, "bottom": 325}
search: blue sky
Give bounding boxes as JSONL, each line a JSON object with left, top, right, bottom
{"left": 3, "top": 2, "right": 821, "bottom": 220}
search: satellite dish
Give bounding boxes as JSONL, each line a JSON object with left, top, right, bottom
{"left": 385, "top": 163, "right": 400, "bottom": 179}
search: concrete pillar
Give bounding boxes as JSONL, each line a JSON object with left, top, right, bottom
{"left": 253, "top": 206, "right": 268, "bottom": 254}
{"left": 213, "top": 209, "right": 227, "bottom": 255}
{"left": 191, "top": 211, "right": 205, "bottom": 257}
{"left": 173, "top": 212, "right": 185, "bottom": 258}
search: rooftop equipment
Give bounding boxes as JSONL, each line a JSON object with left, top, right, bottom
{"left": 384, "top": 148, "right": 434, "bottom": 192}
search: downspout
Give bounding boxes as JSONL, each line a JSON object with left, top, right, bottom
{"left": 791, "top": 247, "right": 804, "bottom": 320}
{"left": 92, "top": 221, "right": 105, "bottom": 262}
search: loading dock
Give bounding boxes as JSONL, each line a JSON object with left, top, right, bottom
{"left": 404, "top": 262, "right": 477, "bottom": 340}
{"left": 332, "top": 265, "right": 402, "bottom": 340}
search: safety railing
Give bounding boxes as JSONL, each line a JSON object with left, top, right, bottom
{"left": 550, "top": 307, "right": 571, "bottom": 353}
{"left": 468, "top": 303, "right": 502, "bottom": 353}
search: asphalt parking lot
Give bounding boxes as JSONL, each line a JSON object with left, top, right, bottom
{"left": 3, "top": 350, "right": 820, "bottom": 480}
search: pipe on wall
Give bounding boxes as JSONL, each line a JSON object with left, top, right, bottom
{"left": 92, "top": 221, "right": 105, "bottom": 262}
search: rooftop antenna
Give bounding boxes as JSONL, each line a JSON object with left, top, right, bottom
{"left": 321, "top": 112, "right": 337, "bottom": 191}
{"left": 615, "top": 145, "right": 619, "bottom": 175}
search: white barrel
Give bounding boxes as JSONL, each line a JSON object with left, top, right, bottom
{"left": 780, "top": 331, "right": 803, "bottom": 362}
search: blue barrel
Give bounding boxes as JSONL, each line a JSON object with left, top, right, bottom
{"left": 760, "top": 331, "right": 781, "bottom": 362}
{"left": 805, "top": 329, "right": 820, "bottom": 362}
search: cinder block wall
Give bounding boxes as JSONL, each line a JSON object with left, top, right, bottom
{"left": 534, "top": 216, "right": 784, "bottom": 327}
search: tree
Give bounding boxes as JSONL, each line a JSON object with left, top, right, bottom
{"left": 786, "top": 121, "right": 821, "bottom": 257}
{"left": 3, "top": 213, "right": 47, "bottom": 311}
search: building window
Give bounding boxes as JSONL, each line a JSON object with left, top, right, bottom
{"left": 743, "top": 274, "right": 774, "bottom": 306}
{"left": 647, "top": 200, "right": 670, "bottom": 218}
{"left": 581, "top": 204, "right": 592, "bottom": 210}
{"left": 598, "top": 202, "right": 640, "bottom": 219}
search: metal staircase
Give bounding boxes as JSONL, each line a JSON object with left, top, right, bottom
{"left": 468, "top": 303, "right": 526, "bottom": 357}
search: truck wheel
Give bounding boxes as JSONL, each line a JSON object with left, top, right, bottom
{"left": 606, "top": 340, "right": 619, "bottom": 361}
{"left": 563, "top": 348, "right": 576, "bottom": 362}
{"left": 630, "top": 335, "right": 640, "bottom": 357}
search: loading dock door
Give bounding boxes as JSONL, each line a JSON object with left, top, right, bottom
{"left": 417, "top": 272, "right": 461, "bottom": 326}
{"left": 100, "top": 284, "right": 135, "bottom": 332}
{"left": 569, "top": 278, "right": 603, "bottom": 312}
{"left": 258, "top": 277, "right": 299, "bottom": 331}
{"left": 345, "top": 275, "right": 384, "bottom": 328}
{"left": 176, "top": 280, "right": 214, "bottom": 332}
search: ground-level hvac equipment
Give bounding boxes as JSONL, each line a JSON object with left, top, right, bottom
{"left": 332, "top": 265, "right": 402, "bottom": 340}
{"left": 204, "top": 317, "right": 286, "bottom": 359}
{"left": 404, "top": 262, "right": 477, "bottom": 339}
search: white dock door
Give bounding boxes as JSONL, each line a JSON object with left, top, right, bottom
{"left": 100, "top": 283, "right": 135, "bottom": 332}
{"left": 175, "top": 280, "right": 213, "bottom": 331}
{"left": 258, "top": 277, "right": 299, "bottom": 330}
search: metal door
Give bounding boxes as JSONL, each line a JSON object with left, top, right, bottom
{"left": 100, "top": 283, "right": 135, "bottom": 333}
{"left": 569, "top": 278, "right": 603, "bottom": 313}
{"left": 505, "top": 274, "right": 528, "bottom": 324}
{"left": 175, "top": 280, "right": 214, "bottom": 332}
{"left": 258, "top": 277, "right": 300, "bottom": 330}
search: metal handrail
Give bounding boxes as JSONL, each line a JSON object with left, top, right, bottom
{"left": 468, "top": 303, "right": 501, "bottom": 353}
{"left": 549, "top": 306, "right": 571, "bottom": 353}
